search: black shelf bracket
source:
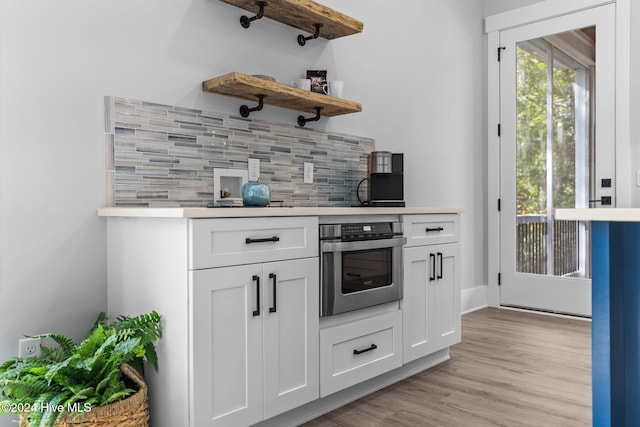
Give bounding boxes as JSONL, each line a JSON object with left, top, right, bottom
{"left": 298, "top": 23, "right": 323, "bottom": 46}
{"left": 297, "top": 107, "right": 323, "bottom": 127}
{"left": 240, "top": 1, "right": 267, "bottom": 29}
{"left": 240, "top": 95, "right": 266, "bottom": 118}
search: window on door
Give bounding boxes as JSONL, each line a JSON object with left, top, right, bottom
{"left": 515, "top": 27, "right": 594, "bottom": 279}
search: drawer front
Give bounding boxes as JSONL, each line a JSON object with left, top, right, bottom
{"left": 190, "top": 216, "right": 318, "bottom": 269}
{"left": 403, "top": 214, "right": 460, "bottom": 247}
{"left": 320, "top": 310, "right": 402, "bottom": 397}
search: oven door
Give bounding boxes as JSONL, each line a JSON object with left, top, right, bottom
{"left": 320, "top": 236, "right": 405, "bottom": 316}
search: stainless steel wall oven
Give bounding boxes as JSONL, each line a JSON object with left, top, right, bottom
{"left": 320, "top": 221, "right": 406, "bottom": 316}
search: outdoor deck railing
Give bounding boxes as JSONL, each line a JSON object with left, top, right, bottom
{"left": 516, "top": 214, "right": 579, "bottom": 276}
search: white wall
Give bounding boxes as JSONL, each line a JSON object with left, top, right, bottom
{"left": 629, "top": 0, "right": 640, "bottom": 206}
{"left": 0, "top": 1, "right": 486, "bottom": 425}
{"left": 484, "top": 0, "right": 545, "bottom": 16}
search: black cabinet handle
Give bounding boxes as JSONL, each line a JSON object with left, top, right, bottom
{"left": 269, "top": 273, "right": 277, "bottom": 313}
{"left": 437, "top": 252, "right": 443, "bottom": 279}
{"left": 425, "top": 227, "right": 444, "bottom": 232}
{"left": 252, "top": 275, "right": 260, "bottom": 317}
{"left": 245, "top": 236, "right": 280, "bottom": 244}
{"left": 353, "top": 344, "right": 377, "bottom": 355}
{"left": 429, "top": 253, "right": 436, "bottom": 281}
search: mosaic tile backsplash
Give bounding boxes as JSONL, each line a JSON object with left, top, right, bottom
{"left": 105, "top": 96, "right": 374, "bottom": 207}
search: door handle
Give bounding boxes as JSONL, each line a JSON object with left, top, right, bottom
{"left": 437, "top": 252, "right": 443, "bottom": 279}
{"left": 429, "top": 253, "right": 436, "bottom": 281}
{"left": 252, "top": 275, "right": 260, "bottom": 316}
{"left": 269, "top": 273, "right": 277, "bottom": 313}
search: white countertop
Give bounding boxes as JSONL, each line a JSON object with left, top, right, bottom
{"left": 97, "top": 206, "right": 464, "bottom": 219}
{"left": 555, "top": 208, "right": 640, "bottom": 222}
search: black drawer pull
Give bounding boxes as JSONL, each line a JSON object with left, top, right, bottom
{"left": 252, "top": 275, "right": 260, "bottom": 317}
{"left": 353, "top": 344, "right": 377, "bottom": 355}
{"left": 437, "top": 252, "right": 443, "bottom": 279}
{"left": 425, "top": 227, "right": 444, "bottom": 232}
{"left": 245, "top": 236, "right": 280, "bottom": 244}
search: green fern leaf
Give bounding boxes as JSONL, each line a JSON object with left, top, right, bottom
{"left": 34, "top": 333, "right": 77, "bottom": 359}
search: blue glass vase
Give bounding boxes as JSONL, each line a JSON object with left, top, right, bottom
{"left": 242, "top": 182, "right": 271, "bottom": 207}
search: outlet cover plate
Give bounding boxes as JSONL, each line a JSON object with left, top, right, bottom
{"left": 248, "top": 158, "right": 260, "bottom": 182}
{"left": 304, "top": 162, "right": 313, "bottom": 184}
{"left": 19, "top": 337, "right": 41, "bottom": 358}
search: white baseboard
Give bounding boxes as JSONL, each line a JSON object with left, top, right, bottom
{"left": 462, "top": 285, "right": 488, "bottom": 314}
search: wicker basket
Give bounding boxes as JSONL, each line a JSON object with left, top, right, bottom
{"left": 19, "top": 363, "right": 149, "bottom": 427}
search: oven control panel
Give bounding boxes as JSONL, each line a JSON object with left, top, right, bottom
{"left": 320, "top": 222, "right": 403, "bottom": 241}
{"left": 341, "top": 223, "right": 392, "bottom": 239}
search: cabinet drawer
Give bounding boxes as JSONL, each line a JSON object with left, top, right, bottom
{"left": 320, "top": 310, "right": 402, "bottom": 397}
{"left": 189, "top": 216, "right": 318, "bottom": 269}
{"left": 403, "top": 214, "right": 460, "bottom": 247}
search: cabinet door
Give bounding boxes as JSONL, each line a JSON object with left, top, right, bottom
{"left": 403, "top": 246, "right": 434, "bottom": 362}
{"left": 403, "top": 243, "right": 461, "bottom": 363}
{"left": 262, "top": 258, "right": 319, "bottom": 419}
{"left": 190, "top": 265, "right": 263, "bottom": 427}
{"left": 431, "top": 244, "right": 461, "bottom": 351}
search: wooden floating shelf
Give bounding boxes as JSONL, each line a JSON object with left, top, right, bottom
{"left": 220, "top": 0, "right": 363, "bottom": 40}
{"left": 202, "top": 72, "right": 362, "bottom": 117}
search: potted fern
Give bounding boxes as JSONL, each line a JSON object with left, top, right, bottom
{"left": 0, "top": 310, "right": 161, "bottom": 427}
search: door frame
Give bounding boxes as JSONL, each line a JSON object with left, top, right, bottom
{"left": 486, "top": 0, "right": 630, "bottom": 307}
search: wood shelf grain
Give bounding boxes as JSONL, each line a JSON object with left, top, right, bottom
{"left": 219, "top": 0, "right": 363, "bottom": 40}
{"left": 202, "top": 72, "right": 362, "bottom": 117}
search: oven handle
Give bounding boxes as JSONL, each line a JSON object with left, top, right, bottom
{"left": 321, "top": 236, "right": 406, "bottom": 253}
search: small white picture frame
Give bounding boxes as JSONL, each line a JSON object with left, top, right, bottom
{"left": 213, "top": 168, "right": 248, "bottom": 206}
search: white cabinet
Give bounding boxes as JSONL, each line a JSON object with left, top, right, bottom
{"left": 105, "top": 216, "right": 318, "bottom": 427}
{"left": 402, "top": 215, "right": 461, "bottom": 364}
{"left": 190, "top": 219, "right": 319, "bottom": 427}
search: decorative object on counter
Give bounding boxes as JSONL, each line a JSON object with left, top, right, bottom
{"left": 356, "top": 151, "right": 405, "bottom": 207}
{"left": 0, "top": 311, "right": 162, "bottom": 427}
{"left": 291, "top": 78, "right": 311, "bottom": 91}
{"left": 307, "top": 70, "right": 327, "bottom": 94}
{"left": 214, "top": 168, "right": 248, "bottom": 207}
{"left": 328, "top": 80, "right": 344, "bottom": 98}
{"left": 242, "top": 181, "right": 272, "bottom": 206}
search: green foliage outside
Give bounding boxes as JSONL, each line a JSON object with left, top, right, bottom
{"left": 0, "top": 311, "right": 162, "bottom": 427}
{"left": 516, "top": 45, "right": 579, "bottom": 215}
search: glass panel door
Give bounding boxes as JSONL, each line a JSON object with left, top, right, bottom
{"left": 499, "top": 4, "right": 616, "bottom": 316}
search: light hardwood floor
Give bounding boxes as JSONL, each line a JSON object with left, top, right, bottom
{"left": 303, "top": 307, "right": 591, "bottom": 427}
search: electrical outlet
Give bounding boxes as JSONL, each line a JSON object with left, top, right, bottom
{"left": 248, "top": 158, "right": 260, "bottom": 182}
{"left": 19, "top": 337, "right": 41, "bottom": 358}
{"left": 304, "top": 162, "right": 313, "bottom": 184}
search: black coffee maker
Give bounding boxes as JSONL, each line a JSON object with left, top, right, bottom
{"left": 357, "top": 151, "right": 405, "bottom": 207}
